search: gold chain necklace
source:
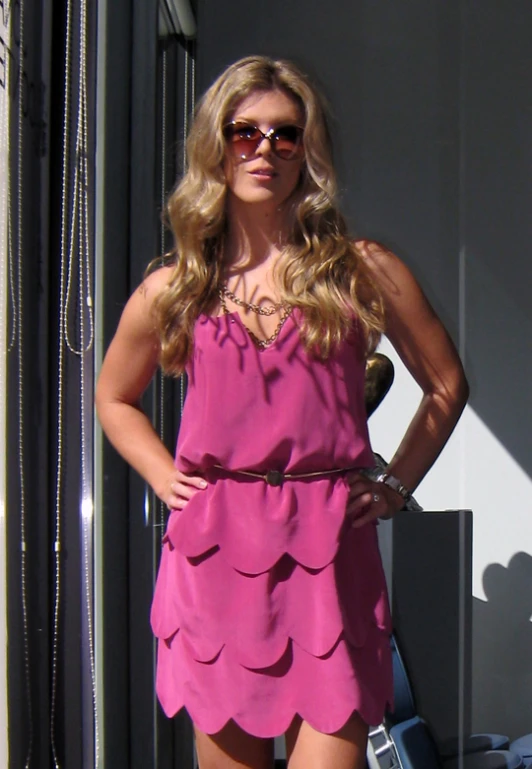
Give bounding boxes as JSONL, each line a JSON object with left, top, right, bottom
{"left": 218, "top": 283, "right": 285, "bottom": 316}
{"left": 218, "top": 288, "right": 292, "bottom": 351}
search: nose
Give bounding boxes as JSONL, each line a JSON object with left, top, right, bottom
{"left": 255, "top": 136, "right": 274, "bottom": 156}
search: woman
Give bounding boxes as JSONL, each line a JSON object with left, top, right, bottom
{"left": 96, "top": 56, "right": 468, "bottom": 769}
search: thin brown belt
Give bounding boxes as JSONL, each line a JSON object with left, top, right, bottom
{"left": 212, "top": 464, "right": 359, "bottom": 487}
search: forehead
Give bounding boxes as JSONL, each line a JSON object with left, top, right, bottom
{"left": 231, "top": 89, "right": 303, "bottom": 125}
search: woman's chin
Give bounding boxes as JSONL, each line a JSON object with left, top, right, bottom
{"left": 230, "top": 189, "right": 281, "bottom": 209}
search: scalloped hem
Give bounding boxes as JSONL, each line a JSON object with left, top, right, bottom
{"left": 151, "top": 521, "right": 392, "bottom": 664}
{"left": 156, "top": 627, "right": 393, "bottom": 737}
{"left": 170, "top": 703, "right": 394, "bottom": 740}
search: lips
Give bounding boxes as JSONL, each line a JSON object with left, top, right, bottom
{"left": 250, "top": 168, "right": 277, "bottom": 178}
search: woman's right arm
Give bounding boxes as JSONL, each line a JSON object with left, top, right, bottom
{"left": 95, "top": 267, "right": 206, "bottom": 509}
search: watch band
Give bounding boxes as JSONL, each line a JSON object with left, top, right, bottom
{"left": 374, "top": 472, "right": 412, "bottom": 502}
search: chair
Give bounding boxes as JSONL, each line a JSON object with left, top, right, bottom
{"left": 367, "top": 634, "right": 520, "bottom": 769}
{"left": 368, "top": 636, "right": 441, "bottom": 768}
{"left": 440, "top": 735, "right": 510, "bottom": 759}
{"left": 443, "top": 751, "right": 525, "bottom": 769}
{"left": 510, "top": 735, "right": 532, "bottom": 765}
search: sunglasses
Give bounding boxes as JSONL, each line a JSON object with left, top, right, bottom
{"left": 223, "top": 121, "right": 305, "bottom": 161}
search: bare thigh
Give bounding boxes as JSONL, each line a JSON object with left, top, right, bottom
{"left": 285, "top": 712, "right": 369, "bottom": 769}
{"left": 194, "top": 719, "right": 274, "bottom": 769}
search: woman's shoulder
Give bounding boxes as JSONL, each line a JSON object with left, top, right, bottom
{"left": 353, "top": 239, "right": 418, "bottom": 297}
{"left": 116, "top": 265, "right": 175, "bottom": 338}
{"left": 139, "top": 264, "right": 175, "bottom": 300}
{"left": 353, "top": 239, "right": 400, "bottom": 270}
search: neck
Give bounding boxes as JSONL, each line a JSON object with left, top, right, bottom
{"left": 224, "top": 197, "right": 289, "bottom": 271}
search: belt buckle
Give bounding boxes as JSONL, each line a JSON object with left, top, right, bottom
{"left": 265, "top": 469, "right": 284, "bottom": 486}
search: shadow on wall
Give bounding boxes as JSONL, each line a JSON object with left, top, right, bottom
{"left": 472, "top": 553, "right": 532, "bottom": 740}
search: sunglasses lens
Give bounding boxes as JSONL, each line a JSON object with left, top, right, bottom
{"left": 223, "top": 123, "right": 262, "bottom": 159}
{"left": 272, "top": 126, "right": 303, "bottom": 159}
{"left": 223, "top": 122, "right": 304, "bottom": 160}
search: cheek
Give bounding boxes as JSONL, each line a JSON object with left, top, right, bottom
{"left": 224, "top": 155, "right": 250, "bottom": 193}
{"left": 223, "top": 157, "right": 234, "bottom": 187}
{"left": 284, "top": 163, "right": 304, "bottom": 191}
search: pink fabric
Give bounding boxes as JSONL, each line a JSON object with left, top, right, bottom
{"left": 151, "top": 311, "right": 393, "bottom": 736}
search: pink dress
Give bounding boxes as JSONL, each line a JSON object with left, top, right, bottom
{"left": 150, "top": 310, "right": 393, "bottom": 737}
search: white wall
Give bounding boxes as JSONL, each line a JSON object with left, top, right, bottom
{"left": 369, "top": 336, "right": 532, "bottom": 740}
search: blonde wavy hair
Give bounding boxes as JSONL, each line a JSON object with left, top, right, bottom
{"left": 151, "top": 55, "right": 385, "bottom": 375}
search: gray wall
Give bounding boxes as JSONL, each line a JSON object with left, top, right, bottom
{"left": 463, "top": 3, "right": 532, "bottom": 477}
{"left": 197, "top": 0, "right": 461, "bottom": 335}
{"left": 196, "top": 0, "right": 532, "bottom": 741}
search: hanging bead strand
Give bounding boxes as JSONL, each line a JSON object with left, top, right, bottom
{"left": 51, "top": 0, "right": 74, "bottom": 763}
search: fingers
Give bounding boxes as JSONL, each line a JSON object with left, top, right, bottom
{"left": 346, "top": 472, "right": 398, "bottom": 528}
{"left": 165, "top": 471, "right": 208, "bottom": 510}
{"left": 347, "top": 494, "right": 384, "bottom": 529}
{"left": 347, "top": 485, "right": 377, "bottom": 514}
{"left": 350, "top": 508, "right": 381, "bottom": 529}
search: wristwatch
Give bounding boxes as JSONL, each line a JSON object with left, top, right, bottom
{"left": 374, "top": 472, "right": 412, "bottom": 502}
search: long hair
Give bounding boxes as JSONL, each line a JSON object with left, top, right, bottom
{"left": 151, "top": 55, "right": 385, "bottom": 375}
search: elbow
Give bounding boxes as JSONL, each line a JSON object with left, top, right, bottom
{"left": 428, "top": 366, "right": 469, "bottom": 422}
{"left": 94, "top": 380, "right": 118, "bottom": 424}
{"left": 447, "top": 367, "right": 469, "bottom": 420}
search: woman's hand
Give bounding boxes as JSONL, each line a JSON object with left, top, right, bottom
{"left": 158, "top": 470, "right": 208, "bottom": 511}
{"left": 346, "top": 471, "right": 404, "bottom": 528}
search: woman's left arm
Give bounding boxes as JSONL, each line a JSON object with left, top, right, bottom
{"left": 348, "top": 240, "right": 469, "bottom": 527}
